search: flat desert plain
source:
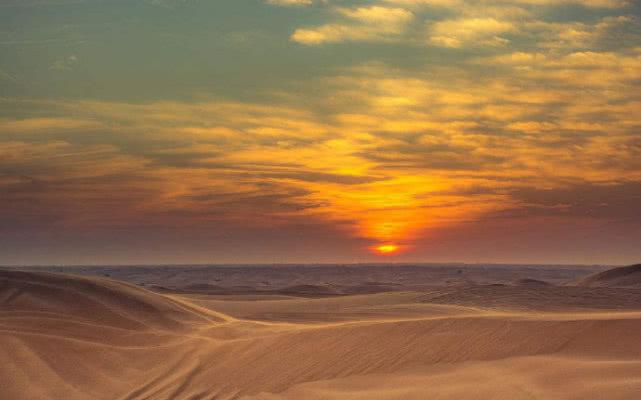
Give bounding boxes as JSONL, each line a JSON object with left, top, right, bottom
{"left": 2, "top": 264, "right": 641, "bottom": 399}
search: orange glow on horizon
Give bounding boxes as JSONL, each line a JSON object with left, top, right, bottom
{"left": 374, "top": 244, "right": 400, "bottom": 255}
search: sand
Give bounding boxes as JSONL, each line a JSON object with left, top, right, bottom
{"left": 1, "top": 265, "right": 641, "bottom": 399}
{"left": 578, "top": 264, "right": 641, "bottom": 288}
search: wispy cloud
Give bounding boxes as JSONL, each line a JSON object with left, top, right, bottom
{"left": 292, "top": 6, "right": 414, "bottom": 44}
{"left": 428, "top": 18, "right": 515, "bottom": 48}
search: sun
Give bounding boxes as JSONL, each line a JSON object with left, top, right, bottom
{"left": 374, "top": 244, "right": 400, "bottom": 255}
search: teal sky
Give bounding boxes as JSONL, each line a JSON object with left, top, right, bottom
{"left": 2, "top": 0, "right": 636, "bottom": 102}
{"left": 1, "top": 0, "right": 640, "bottom": 265}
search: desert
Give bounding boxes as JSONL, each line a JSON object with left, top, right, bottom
{"left": 2, "top": 264, "right": 641, "bottom": 399}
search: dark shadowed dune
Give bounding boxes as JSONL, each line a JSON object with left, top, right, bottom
{"left": 578, "top": 264, "right": 641, "bottom": 288}
{"left": 513, "top": 278, "right": 552, "bottom": 286}
{"left": 277, "top": 284, "right": 340, "bottom": 296}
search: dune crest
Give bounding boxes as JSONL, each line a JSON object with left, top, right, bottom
{"left": 578, "top": 264, "right": 641, "bottom": 288}
{"left": 0, "top": 269, "right": 227, "bottom": 331}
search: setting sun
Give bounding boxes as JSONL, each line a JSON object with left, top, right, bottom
{"left": 374, "top": 244, "right": 400, "bottom": 255}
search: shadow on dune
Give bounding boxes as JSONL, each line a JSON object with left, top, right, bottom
{"left": 578, "top": 264, "right": 641, "bottom": 288}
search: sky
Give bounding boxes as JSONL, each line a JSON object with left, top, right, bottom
{"left": 0, "top": 0, "right": 640, "bottom": 265}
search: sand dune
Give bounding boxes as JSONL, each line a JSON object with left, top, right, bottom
{"left": 513, "top": 278, "right": 551, "bottom": 286}
{"left": 16, "top": 263, "right": 605, "bottom": 294}
{"left": 249, "top": 356, "right": 641, "bottom": 400}
{"left": 579, "top": 264, "right": 641, "bottom": 288}
{"left": 418, "top": 284, "right": 641, "bottom": 311}
{"left": 2, "top": 266, "right": 641, "bottom": 399}
{"left": 0, "top": 270, "right": 226, "bottom": 330}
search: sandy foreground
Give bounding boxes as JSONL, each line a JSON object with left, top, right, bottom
{"left": 1, "top": 265, "right": 641, "bottom": 400}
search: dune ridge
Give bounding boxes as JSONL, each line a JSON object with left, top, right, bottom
{"left": 578, "top": 264, "right": 641, "bottom": 288}
{"left": 0, "top": 270, "right": 228, "bottom": 330}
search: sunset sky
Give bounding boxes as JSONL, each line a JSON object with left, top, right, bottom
{"left": 1, "top": 0, "right": 640, "bottom": 265}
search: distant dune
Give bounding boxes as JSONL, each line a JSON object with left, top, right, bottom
{"left": 13, "top": 263, "right": 606, "bottom": 294}
{"left": 513, "top": 278, "right": 551, "bottom": 286}
{"left": 2, "top": 266, "right": 641, "bottom": 399}
{"left": 578, "top": 264, "right": 641, "bottom": 288}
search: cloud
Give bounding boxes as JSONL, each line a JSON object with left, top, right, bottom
{"left": 510, "top": 181, "right": 641, "bottom": 221}
{"left": 428, "top": 17, "right": 515, "bottom": 47}
{"left": 478, "top": 48, "right": 641, "bottom": 87}
{"left": 524, "top": 15, "right": 634, "bottom": 49}
{"left": 291, "top": 6, "right": 413, "bottom": 44}
{"left": 283, "top": 0, "right": 634, "bottom": 49}
{"left": 383, "top": 0, "right": 627, "bottom": 9}
{"left": 3, "top": 39, "right": 640, "bottom": 244}
{"left": 0, "top": 117, "right": 103, "bottom": 134}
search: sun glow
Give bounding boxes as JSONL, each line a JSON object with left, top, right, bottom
{"left": 374, "top": 244, "right": 400, "bottom": 255}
